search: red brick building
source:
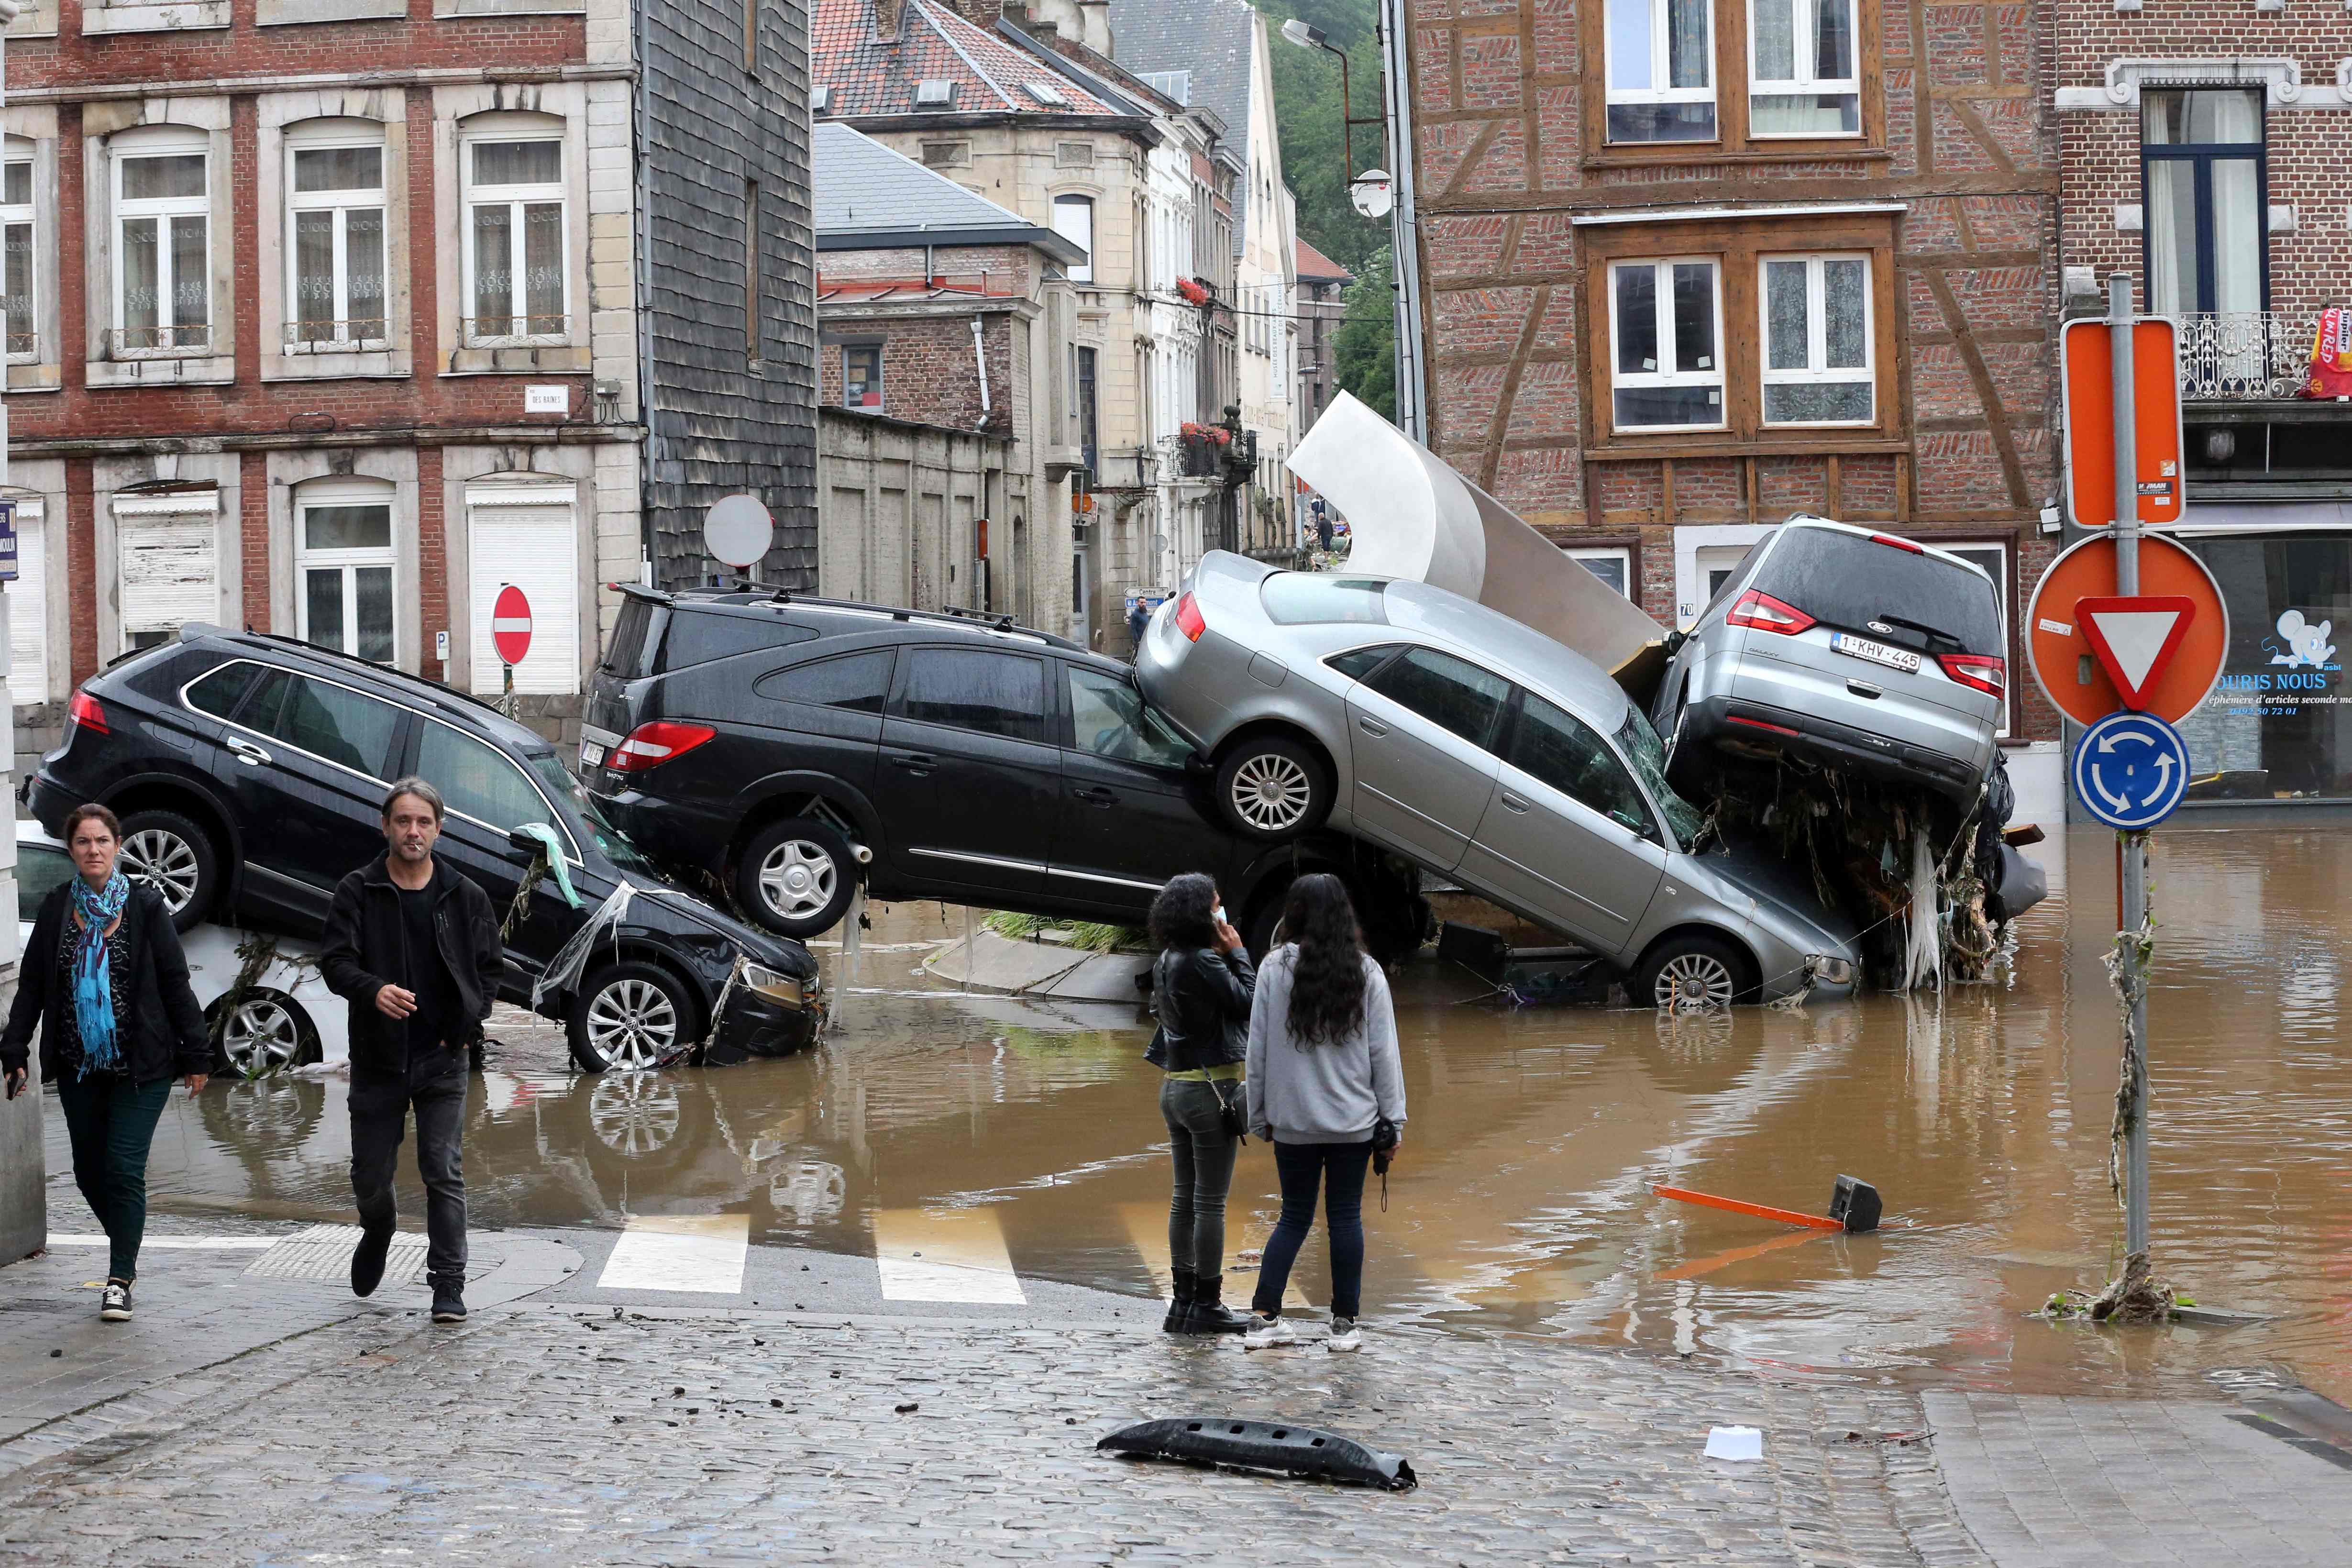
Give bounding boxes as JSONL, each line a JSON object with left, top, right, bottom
{"left": 0, "top": 0, "right": 817, "bottom": 748}
{"left": 1387, "top": 0, "right": 2065, "bottom": 742}
{"left": 2053, "top": 23, "right": 2352, "bottom": 805}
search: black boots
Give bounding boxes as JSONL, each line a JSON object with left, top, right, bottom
{"left": 1184, "top": 1273, "right": 1251, "bottom": 1335}
{"left": 1164, "top": 1268, "right": 1198, "bottom": 1332}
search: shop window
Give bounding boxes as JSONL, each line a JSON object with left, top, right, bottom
{"left": 1760, "top": 253, "right": 1872, "bottom": 424}
{"left": 295, "top": 480, "right": 396, "bottom": 663}
{"left": 1605, "top": 0, "right": 1716, "bottom": 143}
{"left": 1608, "top": 257, "right": 1723, "bottom": 431}
{"left": 2177, "top": 534, "right": 2352, "bottom": 801}
{"left": 842, "top": 342, "right": 882, "bottom": 409}
{"left": 287, "top": 132, "right": 387, "bottom": 350}
{"left": 112, "top": 133, "right": 211, "bottom": 355}
{"left": 463, "top": 132, "right": 567, "bottom": 344}
{"left": 1, "top": 150, "right": 32, "bottom": 362}
{"left": 2142, "top": 88, "right": 2265, "bottom": 318}
{"left": 1748, "top": 0, "right": 1858, "bottom": 136}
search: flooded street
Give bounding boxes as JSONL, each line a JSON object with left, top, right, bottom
{"left": 91, "top": 826, "right": 2352, "bottom": 1405}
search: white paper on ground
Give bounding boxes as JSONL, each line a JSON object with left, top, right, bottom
{"left": 1704, "top": 1425, "right": 1764, "bottom": 1460}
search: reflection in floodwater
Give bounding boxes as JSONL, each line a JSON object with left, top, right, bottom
{"left": 89, "top": 834, "right": 2352, "bottom": 1403}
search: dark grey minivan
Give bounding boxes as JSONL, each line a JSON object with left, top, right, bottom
{"left": 1653, "top": 519, "right": 2007, "bottom": 804}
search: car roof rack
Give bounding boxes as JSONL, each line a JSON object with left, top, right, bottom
{"left": 665, "top": 586, "right": 1081, "bottom": 650}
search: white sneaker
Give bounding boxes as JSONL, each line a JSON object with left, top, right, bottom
{"left": 1326, "top": 1316, "right": 1361, "bottom": 1353}
{"left": 1243, "top": 1314, "right": 1295, "bottom": 1350}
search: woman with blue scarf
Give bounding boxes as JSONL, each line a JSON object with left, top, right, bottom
{"left": 1, "top": 803, "right": 210, "bottom": 1323}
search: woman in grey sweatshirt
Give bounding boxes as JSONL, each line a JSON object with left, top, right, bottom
{"left": 1242, "top": 874, "right": 1405, "bottom": 1353}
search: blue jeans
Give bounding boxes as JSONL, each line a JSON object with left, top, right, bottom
{"left": 55, "top": 1074, "right": 173, "bottom": 1282}
{"left": 1251, "top": 1139, "right": 1372, "bottom": 1321}
{"left": 1160, "top": 1077, "right": 1239, "bottom": 1279}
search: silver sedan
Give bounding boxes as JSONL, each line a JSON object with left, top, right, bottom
{"left": 1137, "top": 552, "right": 1858, "bottom": 1006}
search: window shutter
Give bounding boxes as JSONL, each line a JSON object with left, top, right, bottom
{"left": 6, "top": 502, "right": 44, "bottom": 704}
{"left": 468, "top": 489, "right": 578, "bottom": 696}
{"left": 115, "top": 492, "right": 219, "bottom": 645}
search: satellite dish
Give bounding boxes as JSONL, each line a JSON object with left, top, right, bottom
{"left": 705, "top": 493, "right": 774, "bottom": 569}
{"left": 1349, "top": 169, "right": 1394, "bottom": 220}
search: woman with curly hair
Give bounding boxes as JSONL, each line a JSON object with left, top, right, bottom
{"left": 1144, "top": 872, "right": 1256, "bottom": 1335}
{"left": 1242, "top": 873, "right": 1404, "bottom": 1353}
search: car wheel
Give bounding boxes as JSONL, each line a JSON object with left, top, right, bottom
{"left": 735, "top": 817, "right": 857, "bottom": 939}
{"left": 1634, "top": 933, "right": 1756, "bottom": 1011}
{"left": 1213, "top": 737, "right": 1331, "bottom": 841}
{"left": 210, "top": 991, "right": 318, "bottom": 1080}
{"left": 568, "top": 960, "right": 697, "bottom": 1074}
{"left": 117, "top": 808, "right": 218, "bottom": 930}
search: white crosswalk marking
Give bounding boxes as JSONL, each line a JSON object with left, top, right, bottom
{"left": 872, "top": 1208, "right": 1026, "bottom": 1303}
{"left": 597, "top": 1215, "right": 750, "bottom": 1294}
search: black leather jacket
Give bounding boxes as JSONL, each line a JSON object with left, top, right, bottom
{"left": 1144, "top": 945, "right": 1257, "bottom": 1072}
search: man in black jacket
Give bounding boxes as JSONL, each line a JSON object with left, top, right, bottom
{"left": 321, "top": 777, "right": 504, "bottom": 1323}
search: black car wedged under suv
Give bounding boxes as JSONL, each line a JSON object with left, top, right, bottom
{"left": 581, "top": 587, "right": 1427, "bottom": 959}
{"left": 28, "top": 627, "right": 823, "bottom": 1072}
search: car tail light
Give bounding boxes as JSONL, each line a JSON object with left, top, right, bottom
{"left": 1725, "top": 589, "right": 1814, "bottom": 636}
{"left": 1870, "top": 533, "right": 1925, "bottom": 554}
{"left": 605, "top": 720, "right": 716, "bottom": 773}
{"left": 67, "top": 690, "right": 109, "bottom": 736}
{"left": 1173, "top": 592, "right": 1206, "bottom": 642}
{"left": 1940, "top": 653, "right": 2007, "bottom": 698}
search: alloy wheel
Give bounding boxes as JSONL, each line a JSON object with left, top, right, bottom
{"left": 221, "top": 997, "right": 303, "bottom": 1079}
{"left": 756, "top": 839, "right": 839, "bottom": 921}
{"left": 1229, "top": 753, "right": 1314, "bottom": 832}
{"left": 584, "top": 978, "right": 679, "bottom": 1071}
{"left": 121, "top": 828, "right": 200, "bottom": 913}
{"left": 1653, "top": 951, "right": 1736, "bottom": 1011}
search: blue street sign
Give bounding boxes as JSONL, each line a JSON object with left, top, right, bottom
{"left": 2072, "top": 710, "right": 2190, "bottom": 830}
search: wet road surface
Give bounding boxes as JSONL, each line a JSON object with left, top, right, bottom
{"left": 84, "top": 825, "right": 2352, "bottom": 1406}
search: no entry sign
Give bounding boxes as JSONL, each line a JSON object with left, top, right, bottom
{"left": 492, "top": 585, "right": 533, "bottom": 667}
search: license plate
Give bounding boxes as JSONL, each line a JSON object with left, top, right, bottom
{"left": 579, "top": 741, "right": 607, "bottom": 770}
{"left": 1829, "top": 632, "right": 1921, "bottom": 674}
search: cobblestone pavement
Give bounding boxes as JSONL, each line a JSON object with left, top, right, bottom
{"left": 0, "top": 1297, "right": 1987, "bottom": 1568}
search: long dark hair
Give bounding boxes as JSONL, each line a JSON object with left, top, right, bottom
{"left": 1148, "top": 872, "right": 1219, "bottom": 953}
{"left": 1281, "top": 873, "right": 1366, "bottom": 1047}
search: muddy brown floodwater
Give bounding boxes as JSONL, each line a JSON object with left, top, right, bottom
{"left": 112, "top": 827, "right": 2352, "bottom": 1404}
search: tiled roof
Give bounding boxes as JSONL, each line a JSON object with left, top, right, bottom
{"left": 1108, "top": 0, "right": 1257, "bottom": 247}
{"left": 812, "top": 0, "right": 1130, "bottom": 119}
{"left": 813, "top": 121, "right": 1085, "bottom": 262}
{"left": 1296, "top": 237, "right": 1352, "bottom": 283}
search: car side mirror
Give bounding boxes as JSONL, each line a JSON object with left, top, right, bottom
{"left": 508, "top": 827, "right": 543, "bottom": 857}
{"left": 1662, "top": 629, "right": 1689, "bottom": 657}
{"left": 1609, "top": 809, "right": 1652, "bottom": 839}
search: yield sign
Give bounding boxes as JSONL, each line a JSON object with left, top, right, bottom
{"left": 2075, "top": 595, "right": 2195, "bottom": 709}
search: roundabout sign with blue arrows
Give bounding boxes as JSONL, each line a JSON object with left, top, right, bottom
{"left": 2071, "top": 710, "right": 2191, "bottom": 829}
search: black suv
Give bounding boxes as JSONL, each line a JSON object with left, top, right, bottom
{"left": 27, "top": 627, "right": 822, "bottom": 1072}
{"left": 581, "top": 587, "right": 1426, "bottom": 958}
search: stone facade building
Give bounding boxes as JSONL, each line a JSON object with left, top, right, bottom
{"left": 1295, "top": 236, "right": 1350, "bottom": 428}
{"left": 2051, "top": 20, "right": 2352, "bottom": 805}
{"left": 1388, "top": 0, "right": 2065, "bottom": 741}
{"left": 0, "top": 0, "right": 815, "bottom": 748}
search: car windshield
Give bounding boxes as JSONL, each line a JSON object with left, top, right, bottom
{"left": 1615, "top": 710, "right": 1708, "bottom": 847}
{"left": 1260, "top": 574, "right": 1391, "bottom": 626}
{"left": 526, "top": 751, "right": 655, "bottom": 872}
{"left": 1751, "top": 529, "right": 2003, "bottom": 654}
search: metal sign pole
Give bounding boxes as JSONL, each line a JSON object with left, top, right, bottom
{"left": 2107, "top": 271, "right": 2152, "bottom": 1262}
{"left": 503, "top": 661, "right": 516, "bottom": 721}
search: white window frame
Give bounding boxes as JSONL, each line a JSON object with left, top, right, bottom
{"left": 460, "top": 129, "right": 569, "bottom": 347}
{"left": 5, "top": 496, "right": 47, "bottom": 704}
{"left": 1604, "top": 0, "right": 1718, "bottom": 138}
{"left": 111, "top": 131, "right": 211, "bottom": 357}
{"left": 294, "top": 479, "right": 398, "bottom": 664}
{"left": 285, "top": 131, "right": 389, "bottom": 353}
{"left": 1758, "top": 251, "right": 1874, "bottom": 427}
{"left": 1053, "top": 194, "right": 1094, "bottom": 284}
{"left": 1566, "top": 544, "right": 1634, "bottom": 599}
{"left": 1746, "top": 0, "right": 1861, "bottom": 139}
{"left": 1, "top": 143, "right": 34, "bottom": 366}
{"left": 1606, "top": 255, "right": 1726, "bottom": 433}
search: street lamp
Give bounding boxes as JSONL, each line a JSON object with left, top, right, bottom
{"left": 1279, "top": 16, "right": 1383, "bottom": 197}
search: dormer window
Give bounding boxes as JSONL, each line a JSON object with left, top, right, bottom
{"left": 812, "top": 85, "right": 831, "bottom": 114}
{"left": 915, "top": 79, "right": 956, "bottom": 110}
{"left": 1024, "top": 81, "right": 1067, "bottom": 107}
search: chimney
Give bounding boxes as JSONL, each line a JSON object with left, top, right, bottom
{"left": 873, "top": 0, "right": 904, "bottom": 43}
{"left": 940, "top": 0, "right": 1006, "bottom": 28}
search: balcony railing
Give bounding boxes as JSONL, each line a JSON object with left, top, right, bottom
{"left": 461, "top": 313, "right": 571, "bottom": 348}
{"left": 2177, "top": 311, "right": 2321, "bottom": 401}
{"left": 284, "top": 319, "right": 388, "bottom": 352}
{"left": 108, "top": 323, "right": 211, "bottom": 355}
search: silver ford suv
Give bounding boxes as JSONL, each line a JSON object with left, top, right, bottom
{"left": 1653, "top": 519, "right": 2006, "bottom": 804}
